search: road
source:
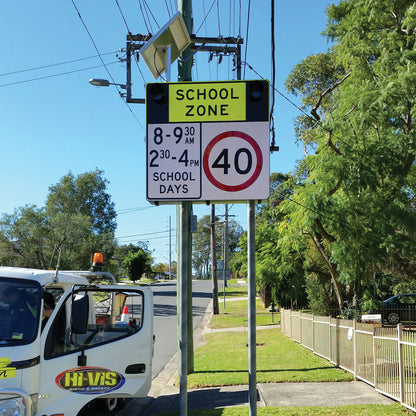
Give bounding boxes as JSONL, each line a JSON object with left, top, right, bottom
{"left": 152, "top": 279, "right": 212, "bottom": 377}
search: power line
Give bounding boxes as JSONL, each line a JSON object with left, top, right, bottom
{"left": 216, "top": 0, "right": 221, "bottom": 35}
{"left": 117, "top": 230, "right": 176, "bottom": 239}
{"left": 115, "top": 0, "right": 148, "bottom": 85}
{"left": 164, "top": 0, "right": 173, "bottom": 17}
{"left": 138, "top": 0, "right": 152, "bottom": 33}
{"left": 243, "top": 0, "right": 251, "bottom": 79}
{"left": 70, "top": 0, "right": 144, "bottom": 130}
{"left": 195, "top": 0, "right": 216, "bottom": 35}
{"left": 0, "top": 62, "right": 120, "bottom": 88}
{"left": 115, "top": 0, "right": 131, "bottom": 33}
{"left": 238, "top": 0, "right": 242, "bottom": 36}
{"left": 142, "top": 0, "right": 160, "bottom": 30}
{"left": 0, "top": 51, "right": 119, "bottom": 78}
{"left": 117, "top": 235, "right": 177, "bottom": 243}
{"left": 117, "top": 206, "right": 155, "bottom": 215}
{"left": 70, "top": 0, "right": 114, "bottom": 83}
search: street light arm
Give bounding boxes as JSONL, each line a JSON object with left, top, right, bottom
{"left": 89, "top": 78, "right": 127, "bottom": 89}
{"left": 89, "top": 78, "right": 144, "bottom": 103}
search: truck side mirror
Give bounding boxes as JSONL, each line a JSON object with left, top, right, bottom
{"left": 71, "top": 294, "right": 89, "bottom": 334}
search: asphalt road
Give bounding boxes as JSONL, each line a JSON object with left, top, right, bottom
{"left": 152, "top": 279, "right": 212, "bottom": 377}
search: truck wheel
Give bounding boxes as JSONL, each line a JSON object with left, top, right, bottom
{"left": 100, "top": 397, "right": 126, "bottom": 412}
{"left": 102, "top": 398, "right": 118, "bottom": 411}
{"left": 387, "top": 312, "right": 400, "bottom": 325}
{"left": 115, "top": 398, "right": 127, "bottom": 410}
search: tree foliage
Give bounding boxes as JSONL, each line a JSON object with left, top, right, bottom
{"left": 121, "top": 249, "right": 153, "bottom": 281}
{"left": 47, "top": 169, "right": 116, "bottom": 234}
{"left": 230, "top": 1, "right": 416, "bottom": 314}
{"left": 192, "top": 212, "right": 243, "bottom": 279}
{"left": 278, "top": 0, "right": 416, "bottom": 312}
{"left": 0, "top": 170, "right": 117, "bottom": 270}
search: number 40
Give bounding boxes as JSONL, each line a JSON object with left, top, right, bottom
{"left": 212, "top": 148, "right": 252, "bottom": 175}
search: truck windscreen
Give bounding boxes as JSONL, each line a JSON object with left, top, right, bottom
{"left": 0, "top": 278, "right": 42, "bottom": 345}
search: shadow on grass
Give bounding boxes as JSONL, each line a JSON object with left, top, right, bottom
{"left": 223, "top": 290, "right": 248, "bottom": 297}
{"left": 191, "top": 366, "right": 336, "bottom": 374}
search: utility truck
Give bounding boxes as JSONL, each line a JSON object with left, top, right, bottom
{"left": 0, "top": 253, "right": 154, "bottom": 416}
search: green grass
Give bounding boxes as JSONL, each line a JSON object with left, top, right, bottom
{"left": 223, "top": 283, "right": 248, "bottom": 298}
{"left": 159, "top": 282, "right": 411, "bottom": 416}
{"left": 187, "top": 328, "right": 353, "bottom": 388}
{"left": 157, "top": 403, "right": 411, "bottom": 416}
{"left": 210, "top": 299, "right": 280, "bottom": 329}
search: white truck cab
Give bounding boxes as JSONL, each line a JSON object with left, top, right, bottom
{"left": 0, "top": 260, "right": 153, "bottom": 416}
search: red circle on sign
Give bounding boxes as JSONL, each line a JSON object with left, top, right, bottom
{"left": 203, "top": 131, "right": 263, "bottom": 192}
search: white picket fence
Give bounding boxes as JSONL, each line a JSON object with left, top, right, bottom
{"left": 280, "top": 309, "right": 416, "bottom": 412}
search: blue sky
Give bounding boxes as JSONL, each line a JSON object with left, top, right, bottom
{"left": 0, "top": 1, "right": 333, "bottom": 265}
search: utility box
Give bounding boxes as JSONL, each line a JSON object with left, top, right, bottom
{"left": 258, "top": 285, "right": 272, "bottom": 308}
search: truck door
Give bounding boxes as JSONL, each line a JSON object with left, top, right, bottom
{"left": 38, "top": 286, "right": 153, "bottom": 414}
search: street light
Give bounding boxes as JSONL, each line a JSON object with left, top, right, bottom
{"left": 88, "top": 78, "right": 145, "bottom": 104}
{"left": 88, "top": 78, "right": 126, "bottom": 89}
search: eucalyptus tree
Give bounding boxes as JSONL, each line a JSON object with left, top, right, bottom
{"left": 279, "top": 0, "right": 416, "bottom": 311}
{"left": 192, "top": 213, "right": 243, "bottom": 279}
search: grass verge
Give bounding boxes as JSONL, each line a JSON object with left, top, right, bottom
{"left": 187, "top": 328, "right": 353, "bottom": 388}
{"left": 210, "top": 299, "right": 280, "bottom": 329}
{"left": 159, "top": 282, "right": 410, "bottom": 416}
{"left": 157, "top": 403, "right": 412, "bottom": 415}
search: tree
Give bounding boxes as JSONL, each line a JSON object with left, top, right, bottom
{"left": 46, "top": 169, "right": 117, "bottom": 269}
{"left": 115, "top": 242, "right": 150, "bottom": 259}
{"left": 121, "top": 250, "right": 153, "bottom": 282}
{"left": 192, "top": 213, "right": 243, "bottom": 279}
{"left": 253, "top": 174, "right": 308, "bottom": 308}
{"left": 192, "top": 215, "right": 213, "bottom": 279}
{"left": 0, "top": 205, "right": 49, "bottom": 268}
{"left": 0, "top": 170, "right": 117, "bottom": 270}
{"left": 47, "top": 169, "right": 116, "bottom": 234}
{"left": 277, "top": 0, "right": 416, "bottom": 312}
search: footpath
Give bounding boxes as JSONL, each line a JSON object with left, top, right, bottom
{"left": 119, "top": 297, "right": 395, "bottom": 416}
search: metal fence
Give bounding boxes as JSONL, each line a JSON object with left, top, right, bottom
{"left": 281, "top": 308, "right": 416, "bottom": 412}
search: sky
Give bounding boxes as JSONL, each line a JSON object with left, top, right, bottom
{"left": 0, "top": 1, "right": 333, "bottom": 265}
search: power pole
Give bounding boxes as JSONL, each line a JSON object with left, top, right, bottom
{"left": 178, "top": 0, "right": 194, "bottom": 374}
{"left": 211, "top": 204, "right": 219, "bottom": 314}
{"left": 178, "top": 2, "right": 193, "bottom": 414}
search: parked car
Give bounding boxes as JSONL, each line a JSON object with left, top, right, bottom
{"left": 381, "top": 294, "right": 416, "bottom": 325}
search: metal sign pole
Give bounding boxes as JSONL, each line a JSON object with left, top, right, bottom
{"left": 248, "top": 199, "right": 257, "bottom": 416}
{"left": 179, "top": 202, "right": 189, "bottom": 415}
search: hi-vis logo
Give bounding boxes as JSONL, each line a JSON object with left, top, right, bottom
{"left": 0, "top": 358, "right": 16, "bottom": 379}
{"left": 55, "top": 367, "right": 125, "bottom": 394}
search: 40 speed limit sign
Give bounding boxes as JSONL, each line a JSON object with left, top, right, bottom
{"left": 146, "top": 80, "right": 270, "bottom": 204}
{"left": 201, "top": 121, "right": 269, "bottom": 201}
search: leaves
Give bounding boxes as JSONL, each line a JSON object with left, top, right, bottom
{"left": 232, "top": 1, "right": 416, "bottom": 313}
{"left": 0, "top": 170, "right": 117, "bottom": 270}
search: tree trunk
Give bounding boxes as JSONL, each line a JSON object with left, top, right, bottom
{"left": 311, "top": 233, "right": 344, "bottom": 311}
